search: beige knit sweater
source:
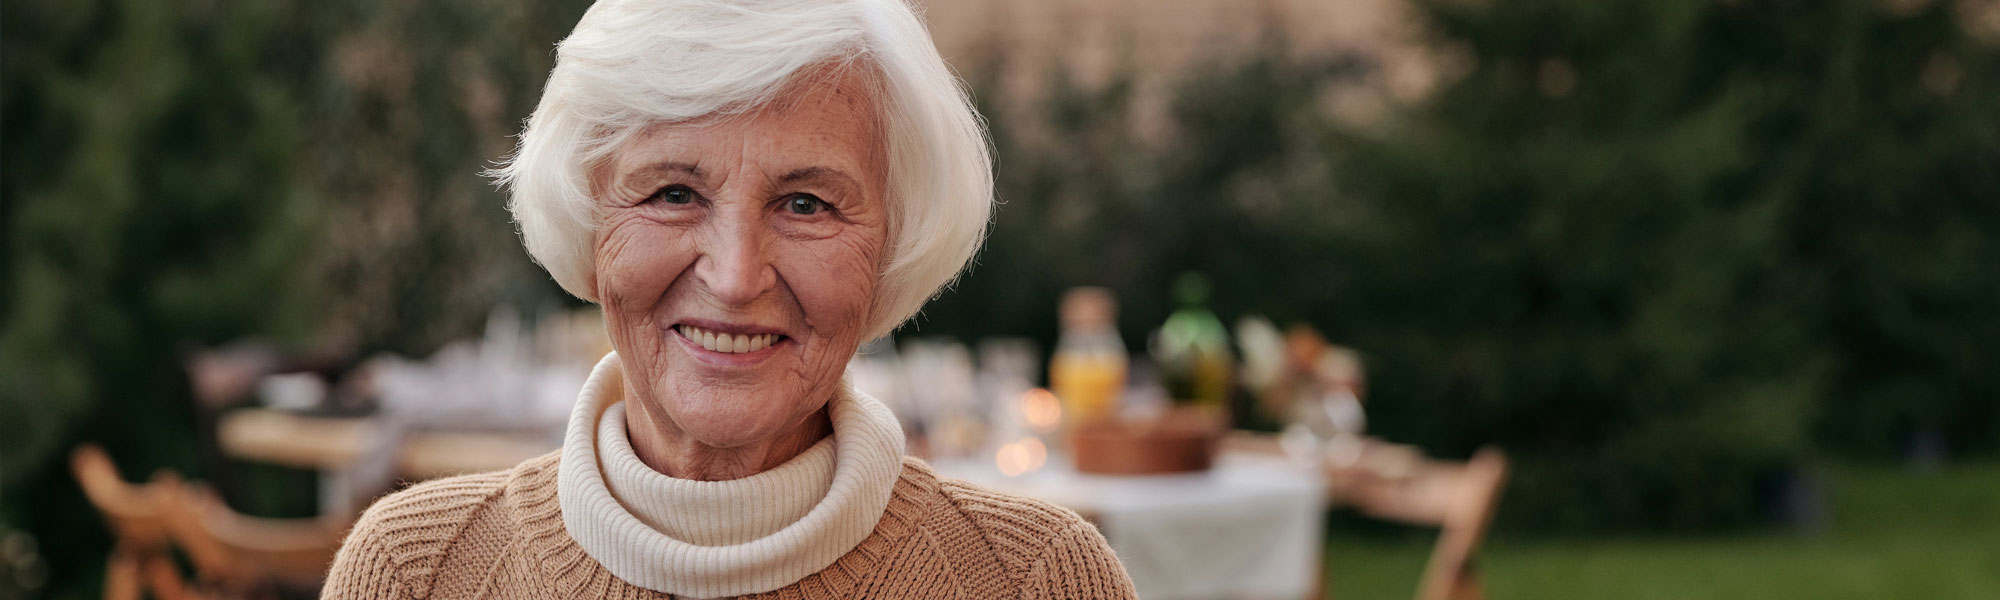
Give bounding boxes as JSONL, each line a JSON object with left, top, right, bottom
{"left": 323, "top": 452, "right": 1137, "bottom": 599}
{"left": 322, "top": 358, "right": 1138, "bottom": 599}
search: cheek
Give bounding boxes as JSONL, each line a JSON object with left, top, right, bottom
{"left": 596, "top": 218, "right": 694, "bottom": 334}
{"left": 781, "top": 230, "right": 884, "bottom": 338}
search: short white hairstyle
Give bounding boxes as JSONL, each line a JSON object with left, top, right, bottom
{"left": 493, "top": 0, "right": 993, "bottom": 341}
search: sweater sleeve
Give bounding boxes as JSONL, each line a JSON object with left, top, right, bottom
{"left": 1020, "top": 520, "right": 1139, "bottom": 600}
{"left": 320, "top": 472, "right": 509, "bottom": 600}
{"left": 322, "top": 509, "right": 413, "bottom": 600}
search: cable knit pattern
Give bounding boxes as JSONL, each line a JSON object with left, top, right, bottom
{"left": 321, "top": 354, "right": 1137, "bottom": 600}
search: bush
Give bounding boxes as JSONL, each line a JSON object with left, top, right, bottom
{"left": 0, "top": 1, "right": 586, "bottom": 596}
{"left": 926, "top": 0, "right": 2000, "bottom": 531}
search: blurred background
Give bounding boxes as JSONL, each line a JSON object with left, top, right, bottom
{"left": 4, "top": 0, "right": 1999, "bottom": 598}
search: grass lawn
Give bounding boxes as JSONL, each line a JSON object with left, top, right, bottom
{"left": 1322, "top": 460, "right": 2000, "bottom": 599}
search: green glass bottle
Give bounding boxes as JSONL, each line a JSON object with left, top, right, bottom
{"left": 1152, "top": 273, "right": 1233, "bottom": 407}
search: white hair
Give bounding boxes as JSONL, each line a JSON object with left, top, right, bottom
{"left": 492, "top": 0, "right": 993, "bottom": 341}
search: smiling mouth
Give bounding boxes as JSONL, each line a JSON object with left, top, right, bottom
{"left": 674, "top": 324, "right": 786, "bottom": 354}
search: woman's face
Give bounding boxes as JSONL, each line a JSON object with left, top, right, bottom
{"left": 592, "top": 68, "right": 888, "bottom": 451}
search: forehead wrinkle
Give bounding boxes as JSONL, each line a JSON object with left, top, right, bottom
{"left": 607, "top": 114, "right": 744, "bottom": 183}
{"left": 601, "top": 67, "right": 886, "bottom": 213}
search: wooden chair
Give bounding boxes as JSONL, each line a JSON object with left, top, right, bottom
{"left": 153, "top": 474, "right": 345, "bottom": 599}
{"left": 1222, "top": 435, "right": 1509, "bottom": 600}
{"left": 1337, "top": 445, "right": 1508, "bottom": 600}
{"left": 70, "top": 445, "right": 200, "bottom": 600}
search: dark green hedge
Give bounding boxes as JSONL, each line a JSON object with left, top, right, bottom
{"left": 920, "top": 0, "right": 2000, "bottom": 531}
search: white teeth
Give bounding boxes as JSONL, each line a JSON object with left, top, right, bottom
{"left": 677, "top": 325, "right": 779, "bottom": 354}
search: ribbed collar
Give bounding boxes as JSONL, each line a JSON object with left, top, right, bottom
{"left": 556, "top": 352, "right": 909, "bottom": 598}
{"left": 598, "top": 402, "right": 838, "bottom": 546}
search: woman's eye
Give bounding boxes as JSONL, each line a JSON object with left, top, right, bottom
{"left": 784, "top": 194, "right": 828, "bottom": 215}
{"left": 651, "top": 186, "right": 695, "bottom": 205}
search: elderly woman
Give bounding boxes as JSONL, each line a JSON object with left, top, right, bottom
{"left": 322, "top": 0, "right": 1136, "bottom": 598}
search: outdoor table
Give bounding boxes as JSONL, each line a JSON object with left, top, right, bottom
{"left": 932, "top": 450, "right": 1325, "bottom": 600}
{"left": 217, "top": 408, "right": 556, "bottom": 516}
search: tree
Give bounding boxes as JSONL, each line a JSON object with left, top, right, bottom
{"left": 1336, "top": 0, "right": 2000, "bottom": 529}
{"left": 1, "top": 1, "right": 586, "bottom": 596}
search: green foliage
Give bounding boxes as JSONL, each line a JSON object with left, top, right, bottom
{"left": 1337, "top": 0, "right": 1999, "bottom": 529}
{"left": 930, "top": 0, "right": 1999, "bottom": 531}
{"left": 920, "top": 48, "right": 1367, "bottom": 353}
{"left": 3, "top": 4, "right": 321, "bottom": 593}
{"left": 2, "top": 1, "right": 585, "bottom": 596}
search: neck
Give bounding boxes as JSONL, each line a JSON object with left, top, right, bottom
{"left": 621, "top": 386, "right": 834, "bottom": 481}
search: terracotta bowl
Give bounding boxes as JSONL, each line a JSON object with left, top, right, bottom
{"left": 1071, "top": 407, "right": 1225, "bottom": 475}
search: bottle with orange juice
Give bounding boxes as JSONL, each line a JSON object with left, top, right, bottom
{"left": 1049, "top": 287, "right": 1128, "bottom": 428}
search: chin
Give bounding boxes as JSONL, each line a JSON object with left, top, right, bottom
{"left": 654, "top": 380, "right": 815, "bottom": 448}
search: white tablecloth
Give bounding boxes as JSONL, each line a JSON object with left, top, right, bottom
{"left": 934, "top": 453, "right": 1324, "bottom": 600}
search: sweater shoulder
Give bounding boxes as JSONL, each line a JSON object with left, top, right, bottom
{"left": 927, "top": 469, "right": 1138, "bottom": 599}
{"left": 930, "top": 472, "right": 1094, "bottom": 568}
{"left": 324, "top": 455, "right": 549, "bottom": 599}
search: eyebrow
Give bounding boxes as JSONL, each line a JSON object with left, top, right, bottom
{"left": 631, "top": 161, "right": 705, "bottom": 180}
{"left": 777, "top": 166, "right": 860, "bottom": 189}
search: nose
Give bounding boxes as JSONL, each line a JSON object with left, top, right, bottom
{"left": 694, "top": 208, "right": 778, "bottom": 306}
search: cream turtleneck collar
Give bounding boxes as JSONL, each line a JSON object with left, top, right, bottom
{"left": 557, "top": 353, "right": 908, "bottom": 598}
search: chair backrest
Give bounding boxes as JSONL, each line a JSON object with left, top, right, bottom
{"left": 71, "top": 445, "right": 171, "bottom": 548}
{"left": 1411, "top": 448, "right": 1507, "bottom": 600}
{"left": 1217, "top": 435, "right": 1509, "bottom": 600}
{"left": 1322, "top": 444, "right": 1507, "bottom": 600}
{"left": 155, "top": 472, "right": 345, "bottom": 589}
{"left": 71, "top": 445, "right": 201, "bottom": 600}
{"left": 150, "top": 473, "right": 249, "bottom": 587}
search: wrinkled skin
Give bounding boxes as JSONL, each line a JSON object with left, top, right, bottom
{"left": 590, "top": 67, "right": 888, "bottom": 481}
